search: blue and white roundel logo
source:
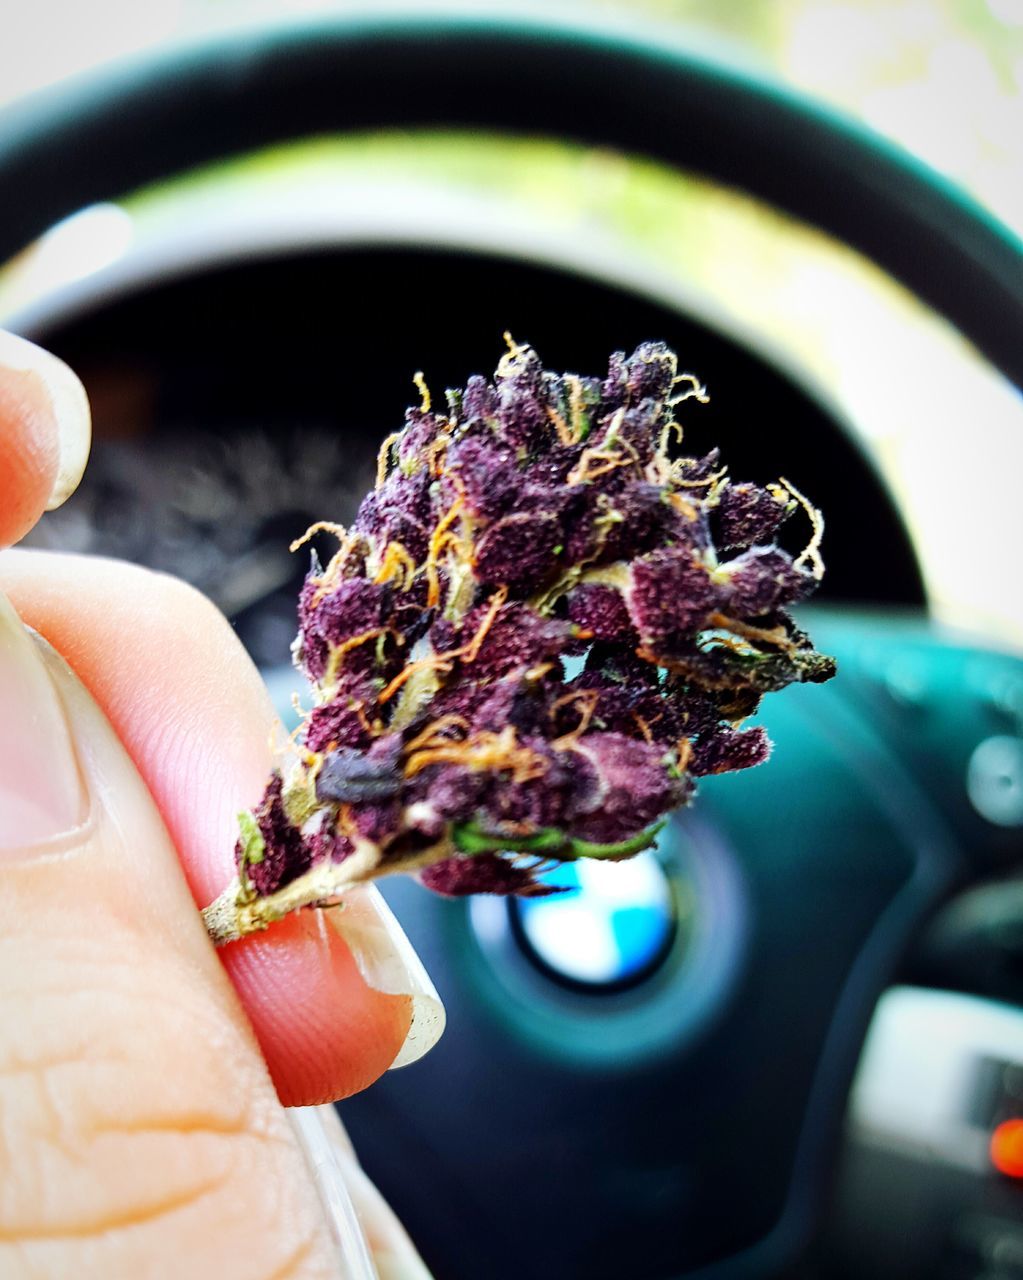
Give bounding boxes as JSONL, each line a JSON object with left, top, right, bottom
{"left": 510, "top": 850, "right": 676, "bottom": 988}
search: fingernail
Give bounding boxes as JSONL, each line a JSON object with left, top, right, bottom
{"left": 0, "top": 591, "right": 86, "bottom": 849}
{"left": 287, "top": 1106, "right": 380, "bottom": 1280}
{"left": 327, "top": 885, "right": 445, "bottom": 1069}
{"left": 291, "top": 1105, "right": 432, "bottom": 1274}
{"left": 0, "top": 330, "right": 91, "bottom": 510}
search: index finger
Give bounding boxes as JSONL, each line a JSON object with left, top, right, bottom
{"left": 0, "top": 339, "right": 442, "bottom": 1104}
{"left": 0, "top": 331, "right": 91, "bottom": 546}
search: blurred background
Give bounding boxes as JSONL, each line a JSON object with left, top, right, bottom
{"left": 4, "top": 0, "right": 1023, "bottom": 234}
{"left": 3, "top": 0, "right": 1023, "bottom": 643}
{"left": 3, "top": 4, "right": 1023, "bottom": 1279}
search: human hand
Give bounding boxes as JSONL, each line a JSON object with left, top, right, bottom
{"left": 0, "top": 331, "right": 440, "bottom": 1277}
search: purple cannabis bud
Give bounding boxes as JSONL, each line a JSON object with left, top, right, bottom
{"left": 204, "top": 337, "right": 836, "bottom": 946}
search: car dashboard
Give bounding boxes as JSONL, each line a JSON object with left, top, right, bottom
{"left": 5, "top": 228, "right": 1020, "bottom": 1278}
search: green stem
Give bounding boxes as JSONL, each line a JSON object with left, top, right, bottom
{"left": 568, "top": 820, "right": 665, "bottom": 860}
{"left": 452, "top": 818, "right": 666, "bottom": 862}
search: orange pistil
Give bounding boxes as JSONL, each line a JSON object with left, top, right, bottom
{"left": 705, "top": 612, "right": 796, "bottom": 654}
{"left": 424, "top": 434, "right": 450, "bottom": 479}
{"left": 632, "top": 713, "right": 655, "bottom": 745}
{"left": 774, "top": 475, "right": 825, "bottom": 580}
{"left": 566, "top": 408, "right": 637, "bottom": 486}
{"left": 352, "top": 701, "right": 382, "bottom": 738}
{"left": 635, "top": 645, "right": 753, "bottom": 693}
{"left": 377, "top": 650, "right": 458, "bottom": 705}
{"left": 404, "top": 725, "right": 548, "bottom": 783}
{"left": 413, "top": 370, "right": 432, "bottom": 414}
{"left": 567, "top": 450, "right": 634, "bottom": 485}
{"left": 289, "top": 519, "right": 348, "bottom": 553}
{"left": 551, "top": 688, "right": 600, "bottom": 748}
{"left": 461, "top": 585, "right": 508, "bottom": 662}
{"left": 375, "top": 432, "right": 402, "bottom": 488}
{"left": 376, "top": 586, "right": 508, "bottom": 705}
{"left": 425, "top": 492, "right": 465, "bottom": 608}
{"left": 403, "top": 715, "right": 471, "bottom": 757}
{"left": 546, "top": 404, "right": 575, "bottom": 447}
{"left": 671, "top": 463, "right": 728, "bottom": 490}
{"left": 665, "top": 490, "right": 699, "bottom": 521}
{"left": 335, "top": 802, "right": 358, "bottom": 839}
{"left": 323, "top": 627, "right": 396, "bottom": 686}
{"left": 373, "top": 540, "right": 417, "bottom": 591}
{"left": 287, "top": 523, "right": 365, "bottom": 607}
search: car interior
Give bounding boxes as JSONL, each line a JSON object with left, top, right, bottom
{"left": 2, "top": 8, "right": 1022, "bottom": 1278}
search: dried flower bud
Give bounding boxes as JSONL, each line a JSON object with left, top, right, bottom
{"left": 202, "top": 338, "right": 836, "bottom": 946}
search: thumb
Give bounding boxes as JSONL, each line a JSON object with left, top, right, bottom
{"left": 0, "top": 592, "right": 340, "bottom": 1278}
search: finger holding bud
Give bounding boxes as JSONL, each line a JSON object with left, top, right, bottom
{"left": 0, "top": 330, "right": 443, "bottom": 1105}
{"left": 0, "top": 331, "right": 90, "bottom": 547}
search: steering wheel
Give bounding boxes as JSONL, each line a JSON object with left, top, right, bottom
{"left": 3, "top": 12, "right": 1022, "bottom": 1279}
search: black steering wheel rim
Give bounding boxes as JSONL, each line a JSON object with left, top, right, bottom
{"left": 1, "top": 8, "right": 1021, "bottom": 389}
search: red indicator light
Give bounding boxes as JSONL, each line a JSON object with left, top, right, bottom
{"left": 991, "top": 1119, "right": 1023, "bottom": 1178}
